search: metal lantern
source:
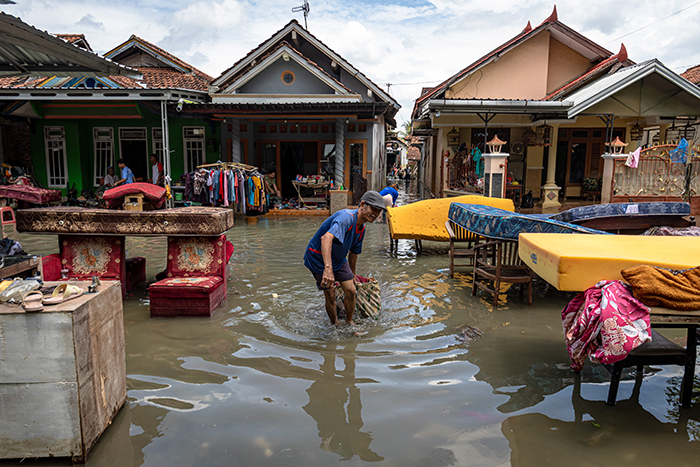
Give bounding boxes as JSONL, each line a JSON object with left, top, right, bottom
{"left": 606, "top": 136, "right": 628, "bottom": 154}
{"left": 486, "top": 135, "right": 507, "bottom": 154}
{"left": 447, "top": 127, "right": 460, "bottom": 148}
{"left": 535, "top": 124, "right": 553, "bottom": 145}
{"left": 630, "top": 122, "right": 644, "bottom": 142}
{"left": 522, "top": 128, "right": 536, "bottom": 146}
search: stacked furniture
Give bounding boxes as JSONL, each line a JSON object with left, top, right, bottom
{"left": 17, "top": 206, "right": 234, "bottom": 316}
{"left": 149, "top": 234, "right": 232, "bottom": 317}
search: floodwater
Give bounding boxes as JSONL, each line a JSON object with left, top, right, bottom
{"left": 4, "top": 181, "right": 700, "bottom": 466}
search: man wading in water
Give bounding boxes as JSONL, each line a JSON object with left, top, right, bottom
{"left": 304, "top": 191, "right": 386, "bottom": 326}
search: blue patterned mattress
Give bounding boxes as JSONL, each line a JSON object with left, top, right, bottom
{"left": 448, "top": 203, "right": 610, "bottom": 240}
{"left": 549, "top": 202, "right": 690, "bottom": 224}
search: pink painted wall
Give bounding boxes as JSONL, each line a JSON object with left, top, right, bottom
{"left": 447, "top": 31, "right": 551, "bottom": 100}
{"left": 546, "top": 38, "right": 592, "bottom": 95}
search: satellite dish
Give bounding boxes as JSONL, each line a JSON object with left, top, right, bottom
{"left": 291, "top": 0, "right": 310, "bottom": 29}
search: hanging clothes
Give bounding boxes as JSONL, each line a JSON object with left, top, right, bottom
{"left": 625, "top": 146, "right": 641, "bottom": 168}
{"left": 472, "top": 148, "right": 484, "bottom": 178}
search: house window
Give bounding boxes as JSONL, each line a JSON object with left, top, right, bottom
{"left": 152, "top": 128, "right": 164, "bottom": 160}
{"left": 93, "top": 127, "right": 113, "bottom": 187}
{"left": 183, "top": 126, "right": 205, "bottom": 173}
{"left": 281, "top": 71, "right": 295, "bottom": 85}
{"left": 44, "top": 126, "right": 67, "bottom": 188}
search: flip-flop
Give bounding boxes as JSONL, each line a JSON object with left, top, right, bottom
{"left": 42, "top": 283, "right": 84, "bottom": 305}
{"left": 22, "top": 291, "right": 44, "bottom": 312}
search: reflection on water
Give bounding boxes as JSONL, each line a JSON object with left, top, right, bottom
{"left": 5, "top": 179, "right": 700, "bottom": 466}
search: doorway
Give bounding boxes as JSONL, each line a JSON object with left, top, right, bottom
{"left": 119, "top": 128, "right": 148, "bottom": 181}
{"left": 280, "top": 142, "right": 318, "bottom": 197}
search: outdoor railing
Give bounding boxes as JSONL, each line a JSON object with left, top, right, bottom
{"left": 612, "top": 144, "right": 699, "bottom": 200}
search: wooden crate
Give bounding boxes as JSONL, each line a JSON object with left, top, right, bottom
{"left": 123, "top": 193, "right": 144, "bottom": 211}
{"left": 0, "top": 280, "right": 126, "bottom": 462}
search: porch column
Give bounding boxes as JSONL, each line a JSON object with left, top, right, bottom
{"left": 541, "top": 123, "right": 561, "bottom": 210}
{"left": 160, "top": 100, "right": 173, "bottom": 208}
{"left": 600, "top": 154, "right": 626, "bottom": 204}
{"left": 230, "top": 118, "right": 241, "bottom": 163}
{"left": 335, "top": 118, "right": 345, "bottom": 187}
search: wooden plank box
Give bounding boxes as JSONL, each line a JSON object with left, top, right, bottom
{"left": 0, "top": 280, "right": 126, "bottom": 462}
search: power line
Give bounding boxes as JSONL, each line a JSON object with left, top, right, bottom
{"left": 386, "top": 79, "right": 443, "bottom": 88}
{"left": 605, "top": 0, "right": 700, "bottom": 44}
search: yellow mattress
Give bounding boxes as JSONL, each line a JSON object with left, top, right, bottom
{"left": 519, "top": 233, "right": 700, "bottom": 292}
{"left": 387, "top": 195, "right": 514, "bottom": 241}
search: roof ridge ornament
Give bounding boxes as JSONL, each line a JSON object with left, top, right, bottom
{"left": 616, "top": 43, "right": 628, "bottom": 62}
{"left": 521, "top": 21, "right": 532, "bottom": 34}
{"left": 546, "top": 5, "right": 558, "bottom": 23}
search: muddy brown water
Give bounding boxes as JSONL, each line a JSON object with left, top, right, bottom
{"left": 4, "top": 181, "right": 699, "bottom": 466}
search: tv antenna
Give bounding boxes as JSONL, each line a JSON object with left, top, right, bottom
{"left": 292, "top": 0, "right": 310, "bottom": 29}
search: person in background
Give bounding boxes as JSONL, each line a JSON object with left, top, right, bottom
{"left": 264, "top": 170, "right": 281, "bottom": 198}
{"left": 148, "top": 154, "right": 164, "bottom": 186}
{"left": 115, "top": 158, "right": 134, "bottom": 186}
{"left": 303, "top": 191, "right": 386, "bottom": 326}
{"left": 379, "top": 183, "right": 399, "bottom": 208}
{"left": 102, "top": 166, "right": 116, "bottom": 189}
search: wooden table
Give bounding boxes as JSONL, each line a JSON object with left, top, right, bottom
{"left": 292, "top": 181, "right": 331, "bottom": 207}
{"left": 648, "top": 307, "right": 699, "bottom": 408}
{"left": 0, "top": 280, "right": 126, "bottom": 462}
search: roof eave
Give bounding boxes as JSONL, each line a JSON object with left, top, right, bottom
{"left": 212, "top": 22, "right": 399, "bottom": 109}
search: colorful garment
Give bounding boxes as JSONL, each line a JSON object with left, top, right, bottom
{"left": 625, "top": 147, "right": 641, "bottom": 168}
{"left": 669, "top": 138, "right": 689, "bottom": 164}
{"left": 561, "top": 280, "right": 651, "bottom": 371}
{"left": 472, "top": 148, "right": 483, "bottom": 178}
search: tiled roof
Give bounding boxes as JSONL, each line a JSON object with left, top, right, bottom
{"left": 412, "top": 6, "right": 615, "bottom": 117}
{"left": 543, "top": 44, "right": 628, "bottom": 101}
{"left": 215, "top": 20, "right": 298, "bottom": 82}
{"left": 681, "top": 65, "right": 700, "bottom": 85}
{"left": 0, "top": 76, "right": 25, "bottom": 87}
{"left": 55, "top": 33, "right": 91, "bottom": 50}
{"left": 107, "top": 34, "right": 214, "bottom": 83}
{"left": 134, "top": 67, "right": 210, "bottom": 91}
{"left": 222, "top": 40, "right": 354, "bottom": 94}
{"left": 212, "top": 20, "right": 397, "bottom": 108}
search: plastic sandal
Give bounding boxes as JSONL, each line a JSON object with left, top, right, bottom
{"left": 22, "top": 291, "right": 44, "bottom": 312}
{"left": 42, "top": 283, "right": 84, "bottom": 305}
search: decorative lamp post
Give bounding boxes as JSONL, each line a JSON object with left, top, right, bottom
{"left": 486, "top": 135, "right": 507, "bottom": 153}
{"left": 606, "top": 136, "right": 628, "bottom": 154}
{"left": 483, "top": 135, "right": 509, "bottom": 198}
{"left": 447, "top": 127, "right": 460, "bottom": 148}
{"left": 630, "top": 122, "right": 644, "bottom": 142}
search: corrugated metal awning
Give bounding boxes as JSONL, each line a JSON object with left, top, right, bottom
{"left": 0, "top": 12, "right": 140, "bottom": 78}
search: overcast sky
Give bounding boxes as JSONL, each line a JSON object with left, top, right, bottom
{"left": 6, "top": 0, "right": 700, "bottom": 124}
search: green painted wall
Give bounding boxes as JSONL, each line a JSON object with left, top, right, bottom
{"left": 29, "top": 102, "right": 220, "bottom": 194}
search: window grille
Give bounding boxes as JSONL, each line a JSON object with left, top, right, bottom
{"left": 183, "top": 126, "right": 205, "bottom": 173}
{"left": 93, "top": 127, "right": 113, "bottom": 186}
{"left": 44, "top": 126, "right": 67, "bottom": 188}
{"left": 152, "top": 128, "right": 164, "bottom": 160}
{"left": 119, "top": 128, "right": 147, "bottom": 140}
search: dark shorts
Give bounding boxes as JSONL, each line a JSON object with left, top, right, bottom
{"left": 311, "top": 261, "right": 355, "bottom": 290}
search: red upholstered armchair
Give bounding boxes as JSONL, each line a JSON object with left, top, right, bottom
{"left": 43, "top": 236, "right": 144, "bottom": 297}
{"left": 149, "top": 234, "right": 232, "bottom": 317}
